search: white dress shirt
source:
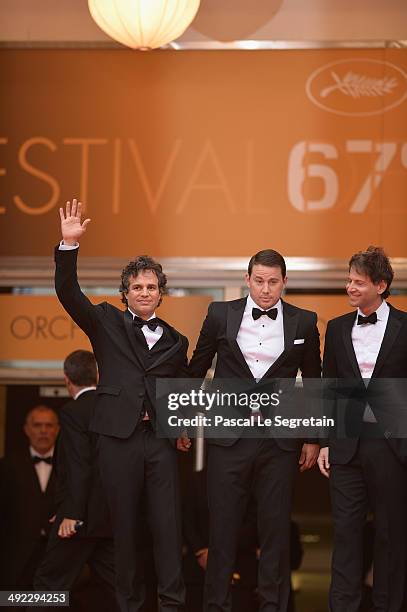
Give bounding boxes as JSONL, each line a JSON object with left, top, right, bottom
{"left": 30, "top": 446, "right": 54, "bottom": 493}
{"left": 128, "top": 307, "right": 163, "bottom": 349}
{"left": 74, "top": 386, "right": 97, "bottom": 400}
{"left": 351, "top": 300, "right": 390, "bottom": 422}
{"left": 237, "top": 295, "right": 284, "bottom": 380}
{"left": 59, "top": 240, "right": 79, "bottom": 251}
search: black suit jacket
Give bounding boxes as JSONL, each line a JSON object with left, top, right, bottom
{"left": 323, "top": 303, "right": 407, "bottom": 464}
{"left": 54, "top": 246, "right": 189, "bottom": 439}
{"left": 0, "top": 450, "right": 56, "bottom": 586}
{"left": 54, "top": 390, "right": 111, "bottom": 538}
{"left": 188, "top": 298, "right": 321, "bottom": 449}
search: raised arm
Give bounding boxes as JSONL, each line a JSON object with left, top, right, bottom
{"left": 55, "top": 199, "right": 96, "bottom": 336}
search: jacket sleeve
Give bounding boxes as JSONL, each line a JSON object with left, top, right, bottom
{"left": 54, "top": 245, "right": 98, "bottom": 337}
{"left": 53, "top": 434, "right": 68, "bottom": 510}
{"left": 57, "top": 406, "right": 92, "bottom": 521}
{"left": 176, "top": 336, "right": 190, "bottom": 378}
{"left": 299, "top": 312, "right": 322, "bottom": 445}
{"left": 320, "top": 320, "right": 338, "bottom": 447}
{"left": 188, "top": 303, "right": 219, "bottom": 379}
{"left": 299, "top": 312, "right": 321, "bottom": 379}
{"left": 322, "top": 320, "right": 338, "bottom": 378}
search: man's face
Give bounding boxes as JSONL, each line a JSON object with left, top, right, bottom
{"left": 24, "top": 408, "right": 59, "bottom": 455}
{"left": 125, "top": 270, "right": 161, "bottom": 320}
{"left": 246, "top": 264, "right": 287, "bottom": 310}
{"left": 346, "top": 266, "right": 386, "bottom": 313}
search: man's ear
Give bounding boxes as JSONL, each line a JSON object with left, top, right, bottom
{"left": 377, "top": 280, "right": 387, "bottom": 295}
{"left": 245, "top": 272, "right": 250, "bottom": 287}
{"left": 155, "top": 288, "right": 163, "bottom": 307}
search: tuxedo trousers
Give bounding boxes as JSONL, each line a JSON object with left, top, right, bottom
{"left": 329, "top": 435, "right": 407, "bottom": 612}
{"left": 98, "top": 422, "right": 185, "bottom": 612}
{"left": 34, "top": 528, "right": 117, "bottom": 610}
{"left": 205, "top": 437, "right": 299, "bottom": 612}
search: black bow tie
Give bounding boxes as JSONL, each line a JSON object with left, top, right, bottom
{"left": 357, "top": 312, "right": 378, "bottom": 325}
{"left": 133, "top": 316, "right": 159, "bottom": 331}
{"left": 32, "top": 456, "right": 53, "bottom": 465}
{"left": 252, "top": 307, "right": 278, "bottom": 321}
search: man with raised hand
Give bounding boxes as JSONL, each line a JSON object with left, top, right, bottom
{"left": 318, "top": 246, "right": 407, "bottom": 612}
{"left": 55, "top": 199, "right": 189, "bottom": 612}
{"left": 189, "top": 249, "right": 321, "bottom": 612}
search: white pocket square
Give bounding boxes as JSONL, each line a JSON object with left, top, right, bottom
{"left": 294, "top": 338, "right": 305, "bottom": 344}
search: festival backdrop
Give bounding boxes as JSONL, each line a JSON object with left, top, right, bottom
{"left": 0, "top": 48, "right": 406, "bottom": 258}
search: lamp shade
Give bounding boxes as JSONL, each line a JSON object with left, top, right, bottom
{"left": 88, "top": 0, "right": 201, "bottom": 50}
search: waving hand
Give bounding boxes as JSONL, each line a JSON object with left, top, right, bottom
{"left": 59, "top": 199, "right": 91, "bottom": 245}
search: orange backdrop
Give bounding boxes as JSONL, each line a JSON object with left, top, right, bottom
{"left": 0, "top": 295, "right": 211, "bottom": 362}
{"left": 1, "top": 294, "right": 406, "bottom": 363}
{"left": 0, "top": 48, "right": 406, "bottom": 258}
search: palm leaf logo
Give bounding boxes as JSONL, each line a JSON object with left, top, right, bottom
{"left": 321, "top": 71, "right": 398, "bottom": 99}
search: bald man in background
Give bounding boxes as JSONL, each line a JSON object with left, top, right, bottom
{"left": 0, "top": 406, "right": 59, "bottom": 588}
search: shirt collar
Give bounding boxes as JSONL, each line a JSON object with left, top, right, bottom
{"left": 30, "top": 445, "right": 54, "bottom": 459}
{"left": 74, "top": 386, "right": 97, "bottom": 400}
{"left": 356, "top": 300, "right": 389, "bottom": 321}
{"left": 246, "top": 294, "right": 282, "bottom": 315}
{"left": 128, "top": 307, "right": 156, "bottom": 321}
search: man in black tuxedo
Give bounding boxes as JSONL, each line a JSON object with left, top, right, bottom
{"left": 188, "top": 249, "right": 321, "bottom": 612}
{"left": 0, "top": 405, "right": 59, "bottom": 588}
{"left": 35, "top": 350, "right": 117, "bottom": 611}
{"left": 54, "top": 200, "right": 189, "bottom": 612}
{"left": 317, "top": 246, "right": 407, "bottom": 612}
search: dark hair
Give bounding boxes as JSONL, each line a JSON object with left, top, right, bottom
{"left": 119, "top": 256, "right": 167, "bottom": 306}
{"left": 248, "top": 249, "right": 286, "bottom": 277}
{"left": 349, "top": 246, "right": 393, "bottom": 299}
{"left": 63, "top": 350, "right": 97, "bottom": 386}
{"left": 25, "top": 405, "right": 58, "bottom": 424}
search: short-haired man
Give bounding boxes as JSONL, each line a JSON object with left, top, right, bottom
{"left": 35, "top": 350, "right": 117, "bottom": 610}
{"left": 318, "top": 246, "right": 407, "bottom": 611}
{"left": 55, "top": 199, "right": 189, "bottom": 612}
{"left": 189, "top": 249, "right": 321, "bottom": 612}
{"left": 0, "top": 406, "right": 59, "bottom": 588}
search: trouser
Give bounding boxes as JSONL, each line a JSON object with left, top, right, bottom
{"left": 98, "top": 422, "right": 185, "bottom": 612}
{"left": 205, "top": 437, "right": 299, "bottom": 612}
{"left": 329, "top": 436, "right": 407, "bottom": 612}
{"left": 34, "top": 529, "right": 117, "bottom": 611}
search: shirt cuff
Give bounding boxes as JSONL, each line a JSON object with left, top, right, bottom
{"left": 59, "top": 240, "right": 79, "bottom": 250}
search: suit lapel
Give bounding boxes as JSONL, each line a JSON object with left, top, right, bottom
{"left": 44, "top": 463, "right": 56, "bottom": 494}
{"left": 146, "top": 324, "right": 183, "bottom": 371}
{"left": 263, "top": 300, "right": 299, "bottom": 377}
{"left": 371, "top": 305, "right": 402, "bottom": 378}
{"left": 24, "top": 451, "right": 46, "bottom": 496}
{"left": 123, "top": 310, "right": 145, "bottom": 368}
{"left": 124, "top": 311, "right": 184, "bottom": 371}
{"left": 226, "top": 298, "right": 254, "bottom": 378}
{"left": 341, "top": 313, "right": 362, "bottom": 378}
